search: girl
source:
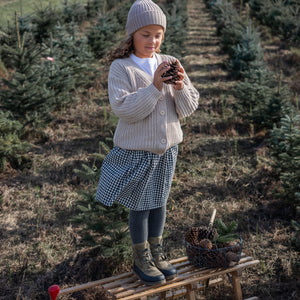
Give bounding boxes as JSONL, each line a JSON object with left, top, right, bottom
{"left": 96, "top": 0, "right": 199, "bottom": 286}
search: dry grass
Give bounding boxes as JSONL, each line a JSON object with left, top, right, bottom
{"left": 0, "top": 0, "right": 299, "bottom": 299}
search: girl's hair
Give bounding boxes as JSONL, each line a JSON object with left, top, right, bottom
{"left": 106, "top": 34, "right": 163, "bottom": 65}
{"left": 106, "top": 35, "right": 134, "bottom": 65}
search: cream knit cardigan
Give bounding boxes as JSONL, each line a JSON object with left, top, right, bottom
{"left": 108, "top": 54, "right": 199, "bottom": 154}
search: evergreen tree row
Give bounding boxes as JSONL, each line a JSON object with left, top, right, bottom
{"left": 0, "top": 0, "right": 132, "bottom": 171}
{"left": 248, "top": 0, "right": 300, "bottom": 46}
{"left": 207, "top": 0, "right": 293, "bottom": 128}
{"left": 205, "top": 0, "right": 299, "bottom": 205}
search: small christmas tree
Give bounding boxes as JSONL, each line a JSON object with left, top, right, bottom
{"left": 270, "top": 114, "right": 300, "bottom": 204}
{"left": 234, "top": 69, "right": 273, "bottom": 127}
{"left": 72, "top": 141, "right": 131, "bottom": 261}
{"left": 30, "top": 4, "right": 62, "bottom": 44}
{"left": 211, "top": 0, "right": 241, "bottom": 34}
{"left": 160, "top": 0, "right": 188, "bottom": 59}
{"left": 228, "top": 23, "right": 265, "bottom": 79}
{"left": 0, "top": 14, "right": 33, "bottom": 69}
{"left": 48, "top": 23, "right": 93, "bottom": 87}
{"left": 62, "top": 0, "right": 87, "bottom": 24}
{"left": 221, "top": 21, "right": 246, "bottom": 57}
{"left": 0, "top": 111, "right": 30, "bottom": 171}
{"left": 87, "top": 14, "right": 119, "bottom": 59}
{"left": 0, "top": 26, "right": 55, "bottom": 130}
{"left": 234, "top": 66, "right": 292, "bottom": 130}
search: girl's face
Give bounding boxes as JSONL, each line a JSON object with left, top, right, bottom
{"left": 133, "top": 25, "right": 164, "bottom": 58}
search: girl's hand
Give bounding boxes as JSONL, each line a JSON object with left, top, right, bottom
{"left": 153, "top": 61, "right": 172, "bottom": 91}
{"left": 173, "top": 60, "right": 184, "bottom": 90}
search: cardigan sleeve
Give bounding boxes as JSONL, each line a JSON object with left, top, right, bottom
{"left": 108, "top": 60, "right": 162, "bottom": 124}
{"left": 173, "top": 69, "right": 199, "bottom": 119}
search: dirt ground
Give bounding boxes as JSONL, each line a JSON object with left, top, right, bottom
{"left": 0, "top": 0, "right": 299, "bottom": 299}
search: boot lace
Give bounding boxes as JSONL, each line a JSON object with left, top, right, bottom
{"left": 151, "top": 244, "right": 167, "bottom": 261}
{"left": 137, "top": 247, "right": 156, "bottom": 266}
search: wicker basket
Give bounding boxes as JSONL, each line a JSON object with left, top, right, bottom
{"left": 185, "top": 237, "right": 243, "bottom": 269}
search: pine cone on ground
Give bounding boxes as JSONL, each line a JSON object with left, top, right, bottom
{"left": 162, "top": 59, "right": 181, "bottom": 84}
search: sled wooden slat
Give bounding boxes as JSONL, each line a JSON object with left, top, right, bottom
{"left": 54, "top": 254, "right": 259, "bottom": 300}
{"left": 100, "top": 254, "right": 259, "bottom": 300}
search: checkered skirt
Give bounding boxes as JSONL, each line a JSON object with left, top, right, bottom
{"left": 95, "top": 146, "right": 178, "bottom": 211}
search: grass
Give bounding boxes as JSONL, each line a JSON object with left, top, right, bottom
{"left": 0, "top": 0, "right": 88, "bottom": 27}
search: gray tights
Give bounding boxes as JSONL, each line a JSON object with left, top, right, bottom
{"left": 129, "top": 206, "right": 166, "bottom": 244}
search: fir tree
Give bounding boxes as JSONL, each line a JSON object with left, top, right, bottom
{"left": 30, "top": 4, "right": 62, "bottom": 44}
{"left": 263, "top": 84, "right": 292, "bottom": 128}
{"left": 234, "top": 66, "right": 292, "bottom": 129}
{"left": 221, "top": 21, "right": 246, "bottom": 57}
{"left": 291, "top": 220, "right": 300, "bottom": 250}
{"left": 40, "top": 24, "right": 93, "bottom": 110}
{"left": 87, "top": 14, "right": 119, "bottom": 59}
{"left": 211, "top": 0, "right": 241, "bottom": 34}
{"left": 0, "top": 13, "right": 39, "bottom": 69}
{"left": 270, "top": 114, "right": 300, "bottom": 204}
{"left": 62, "top": 0, "right": 87, "bottom": 24}
{"left": 0, "top": 16, "right": 87, "bottom": 132}
{"left": 161, "top": 0, "right": 188, "bottom": 59}
{"left": 228, "top": 24, "right": 265, "bottom": 79}
{"left": 0, "top": 56, "right": 7, "bottom": 78}
{"left": 0, "top": 111, "right": 30, "bottom": 170}
{"left": 250, "top": 0, "right": 300, "bottom": 45}
{"left": 0, "top": 26, "right": 55, "bottom": 130}
{"left": 85, "top": 0, "right": 106, "bottom": 19}
{"left": 72, "top": 141, "right": 131, "bottom": 262}
{"left": 49, "top": 23, "right": 94, "bottom": 86}
{"left": 113, "top": 0, "right": 133, "bottom": 30}
{"left": 87, "top": 0, "right": 135, "bottom": 59}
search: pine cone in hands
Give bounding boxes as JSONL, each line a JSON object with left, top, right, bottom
{"left": 161, "top": 60, "right": 181, "bottom": 84}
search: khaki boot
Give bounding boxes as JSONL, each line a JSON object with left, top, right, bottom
{"left": 149, "top": 236, "right": 178, "bottom": 280}
{"left": 132, "top": 241, "right": 166, "bottom": 286}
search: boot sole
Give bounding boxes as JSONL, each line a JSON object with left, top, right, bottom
{"left": 133, "top": 270, "right": 166, "bottom": 286}
{"left": 165, "top": 273, "right": 178, "bottom": 281}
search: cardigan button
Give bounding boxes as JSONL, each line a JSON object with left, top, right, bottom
{"left": 161, "top": 139, "right": 167, "bottom": 144}
{"left": 160, "top": 110, "right": 166, "bottom": 116}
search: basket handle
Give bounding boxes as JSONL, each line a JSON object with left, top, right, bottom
{"left": 208, "top": 209, "right": 216, "bottom": 228}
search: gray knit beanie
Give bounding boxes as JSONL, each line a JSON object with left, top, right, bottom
{"left": 126, "top": 0, "right": 167, "bottom": 36}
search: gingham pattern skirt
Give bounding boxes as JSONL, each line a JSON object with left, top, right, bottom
{"left": 95, "top": 146, "right": 178, "bottom": 211}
